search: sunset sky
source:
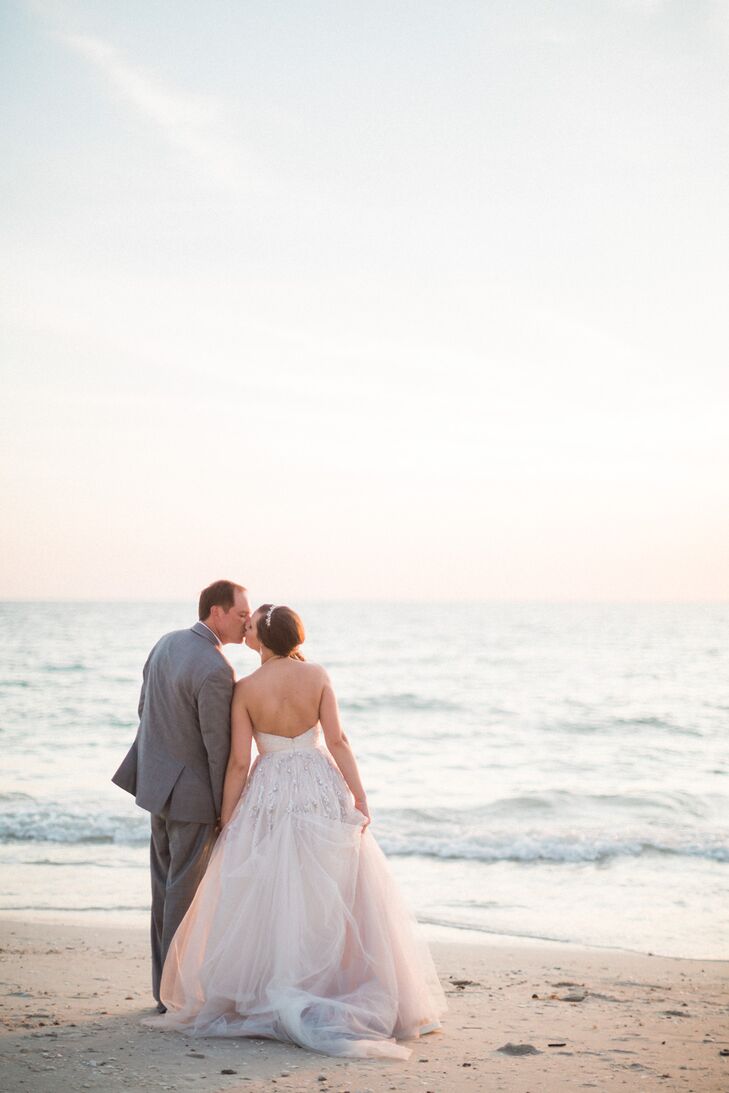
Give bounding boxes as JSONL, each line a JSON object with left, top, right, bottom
{"left": 2, "top": 0, "right": 728, "bottom": 601}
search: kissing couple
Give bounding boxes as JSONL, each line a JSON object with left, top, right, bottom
{"left": 112, "top": 580, "right": 445, "bottom": 1059}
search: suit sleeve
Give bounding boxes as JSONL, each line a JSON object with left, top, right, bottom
{"left": 198, "top": 665, "right": 234, "bottom": 818}
{"left": 137, "top": 651, "right": 152, "bottom": 721}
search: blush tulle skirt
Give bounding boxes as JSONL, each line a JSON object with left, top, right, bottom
{"left": 145, "top": 729, "right": 446, "bottom": 1059}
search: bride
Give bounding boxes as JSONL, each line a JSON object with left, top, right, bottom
{"left": 148, "top": 604, "right": 446, "bottom": 1059}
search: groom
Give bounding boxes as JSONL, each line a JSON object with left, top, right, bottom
{"left": 112, "top": 579, "right": 251, "bottom": 1011}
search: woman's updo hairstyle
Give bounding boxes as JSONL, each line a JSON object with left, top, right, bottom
{"left": 256, "top": 604, "right": 306, "bottom": 661}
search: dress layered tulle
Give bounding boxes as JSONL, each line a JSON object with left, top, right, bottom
{"left": 147, "top": 726, "right": 446, "bottom": 1058}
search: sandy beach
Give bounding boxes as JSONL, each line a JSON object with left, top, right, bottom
{"left": 1, "top": 919, "right": 727, "bottom": 1092}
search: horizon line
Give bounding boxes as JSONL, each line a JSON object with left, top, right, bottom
{"left": 1, "top": 597, "right": 727, "bottom": 606}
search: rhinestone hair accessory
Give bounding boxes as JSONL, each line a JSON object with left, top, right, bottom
{"left": 265, "top": 605, "right": 277, "bottom": 627}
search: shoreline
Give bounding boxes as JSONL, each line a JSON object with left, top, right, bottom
{"left": 1, "top": 908, "right": 725, "bottom": 966}
{"left": 1, "top": 918, "right": 727, "bottom": 1092}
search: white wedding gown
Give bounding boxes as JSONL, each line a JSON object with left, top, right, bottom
{"left": 148, "top": 725, "right": 446, "bottom": 1058}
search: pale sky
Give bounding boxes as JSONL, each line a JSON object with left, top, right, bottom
{"left": 2, "top": 0, "right": 728, "bottom": 601}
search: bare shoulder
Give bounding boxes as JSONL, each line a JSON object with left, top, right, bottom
{"left": 313, "top": 664, "right": 337, "bottom": 702}
{"left": 300, "top": 660, "right": 330, "bottom": 682}
{"left": 290, "top": 660, "right": 330, "bottom": 695}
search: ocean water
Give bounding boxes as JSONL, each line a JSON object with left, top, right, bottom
{"left": 0, "top": 601, "right": 727, "bottom": 959}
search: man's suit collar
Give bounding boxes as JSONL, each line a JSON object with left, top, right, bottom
{"left": 191, "top": 621, "right": 221, "bottom": 647}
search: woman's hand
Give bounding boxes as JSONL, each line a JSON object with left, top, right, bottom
{"left": 354, "top": 798, "right": 371, "bottom": 831}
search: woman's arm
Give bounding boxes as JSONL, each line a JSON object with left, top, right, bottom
{"left": 219, "top": 682, "right": 254, "bottom": 827}
{"left": 319, "top": 672, "right": 370, "bottom": 828}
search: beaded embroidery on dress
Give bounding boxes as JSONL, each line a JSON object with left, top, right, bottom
{"left": 147, "top": 725, "right": 446, "bottom": 1058}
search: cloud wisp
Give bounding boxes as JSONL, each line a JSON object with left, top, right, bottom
{"left": 62, "top": 32, "right": 248, "bottom": 190}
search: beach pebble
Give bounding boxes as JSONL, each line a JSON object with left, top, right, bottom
{"left": 221, "top": 1068, "right": 237, "bottom": 1074}
{"left": 497, "top": 1042, "right": 542, "bottom": 1056}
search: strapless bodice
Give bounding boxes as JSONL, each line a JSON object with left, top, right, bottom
{"left": 254, "top": 725, "right": 321, "bottom": 754}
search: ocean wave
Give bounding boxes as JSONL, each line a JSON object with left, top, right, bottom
{"left": 20, "top": 857, "right": 135, "bottom": 868}
{"left": 613, "top": 715, "right": 701, "bottom": 737}
{"left": 0, "top": 904, "right": 149, "bottom": 913}
{"left": 1, "top": 800, "right": 726, "bottom": 864}
{"left": 0, "top": 807, "right": 148, "bottom": 846}
{"left": 377, "top": 832, "right": 729, "bottom": 864}
{"left": 40, "top": 662, "right": 88, "bottom": 672}
{"left": 379, "top": 790, "right": 718, "bottom": 823}
{"left": 341, "top": 692, "right": 462, "bottom": 713}
{"left": 543, "top": 714, "right": 698, "bottom": 736}
{"left": 106, "top": 715, "right": 137, "bottom": 729}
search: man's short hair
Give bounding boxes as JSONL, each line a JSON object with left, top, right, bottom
{"left": 198, "top": 580, "right": 246, "bottom": 620}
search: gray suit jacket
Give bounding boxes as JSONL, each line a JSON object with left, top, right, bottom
{"left": 112, "top": 622, "right": 234, "bottom": 823}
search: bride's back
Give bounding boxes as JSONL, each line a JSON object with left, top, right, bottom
{"left": 243, "top": 658, "right": 326, "bottom": 738}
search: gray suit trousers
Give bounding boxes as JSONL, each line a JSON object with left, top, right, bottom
{"left": 149, "top": 812, "right": 217, "bottom": 1003}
